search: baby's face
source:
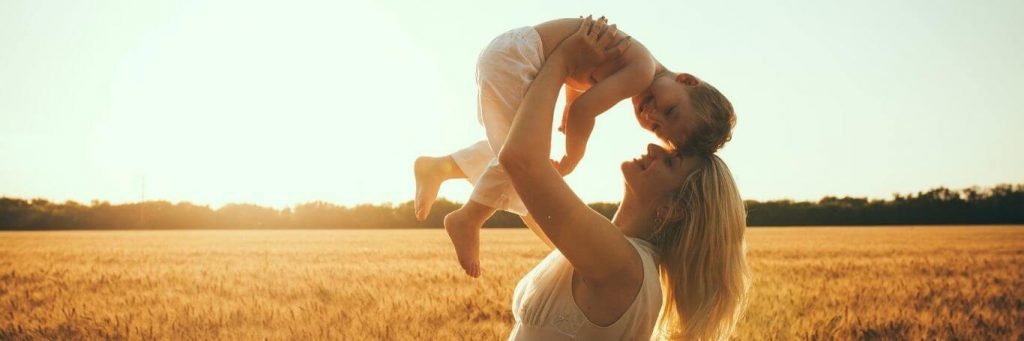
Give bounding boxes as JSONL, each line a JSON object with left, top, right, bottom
{"left": 632, "top": 72, "right": 702, "bottom": 150}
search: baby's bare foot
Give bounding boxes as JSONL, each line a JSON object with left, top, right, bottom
{"left": 414, "top": 157, "right": 447, "bottom": 221}
{"left": 445, "top": 208, "right": 481, "bottom": 278}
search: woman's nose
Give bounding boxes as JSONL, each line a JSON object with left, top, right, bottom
{"left": 647, "top": 143, "right": 667, "bottom": 156}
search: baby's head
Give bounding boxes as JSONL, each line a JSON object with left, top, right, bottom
{"left": 632, "top": 72, "right": 735, "bottom": 155}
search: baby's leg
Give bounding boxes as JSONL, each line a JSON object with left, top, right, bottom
{"left": 439, "top": 26, "right": 543, "bottom": 277}
{"left": 444, "top": 200, "right": 496, "bottom": 278}
{"left": 414, "top": 156, "right": 465, "bottom": 221}
{"left": 414, "top": 141, "right": 492, "bottom": 221}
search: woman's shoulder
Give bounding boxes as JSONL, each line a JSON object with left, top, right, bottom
{"left": 627, "top": 237, "right": 663, "bottom": 313}
{"left": 569, "top": 238, "right": 662, "bottom": 336}
{"left": 626, "top": 237, "right": 660, "bottom": 267}
{"left": 627, "top": 237, "right": 662, "bottom": 297}
{"left": 624, "top": 237, "right": 664, "bottom": 327}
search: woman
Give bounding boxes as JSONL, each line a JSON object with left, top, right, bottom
{"left": 496, "top": 19, "right": 752, "bottom": 340}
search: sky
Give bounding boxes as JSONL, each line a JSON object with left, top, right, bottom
{"left": 1, "top": 0, "right": 1022, "bottom": 209}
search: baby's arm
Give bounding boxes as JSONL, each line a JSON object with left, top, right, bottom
{"left": 558, "top": 85, "right": 585, "bottom": 133}
{"left": 559, "top": 63, "right": 654, "bottom": 174}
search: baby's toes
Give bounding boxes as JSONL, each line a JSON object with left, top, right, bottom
{"left": 468, "top": 262, "right": 481, "bottom": 278}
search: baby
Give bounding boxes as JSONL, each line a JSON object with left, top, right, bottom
{"left": 414, "top": 16, "right": 735, "bottom": 277}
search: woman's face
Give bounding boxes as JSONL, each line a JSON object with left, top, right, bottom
{"left": 621, "top": 144, "right": 703, "bottom": 203}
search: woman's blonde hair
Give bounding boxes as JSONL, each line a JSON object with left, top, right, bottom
{"left": 649, "top": 154, "right": 752, "bottom": 340}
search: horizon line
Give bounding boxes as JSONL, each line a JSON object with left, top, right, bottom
{"left": 3, "top": 182, "right": 1020, "bottom": 210}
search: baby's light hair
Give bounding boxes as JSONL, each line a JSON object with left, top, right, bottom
{"left": 676, "top": 82, "right": 735, "bottom": 156}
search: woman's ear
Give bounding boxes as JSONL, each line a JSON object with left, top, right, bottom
{"left": 675, "top": 73, "right": 700, "bottom": 86}
{"left": 656, "top": 207, "right": 666, "bottom": 222}
{"left": 657, "top": 202, "right": 687, "bottom": 224}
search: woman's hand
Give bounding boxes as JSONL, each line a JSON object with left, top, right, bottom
{"left": 556, "top": 15, "right": 632, "bottom": 78}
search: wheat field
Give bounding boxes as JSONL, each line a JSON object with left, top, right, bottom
{"left": 1, "top": 227, "right": 1021, "bottom": 340}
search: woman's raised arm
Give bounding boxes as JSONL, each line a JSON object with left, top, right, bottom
{"left": 497, "top": 18, "right": 640, "bottom": 285}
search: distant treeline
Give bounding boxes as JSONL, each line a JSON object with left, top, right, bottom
{"left": 1, "top": 184, "right": 1022, "bottom": 230}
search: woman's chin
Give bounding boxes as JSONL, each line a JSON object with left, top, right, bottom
{"left": 620, "top": 162, "right": 640, "bottom": 188}
{"left": 620, "top": 160, "right": 637, "bottom": 174}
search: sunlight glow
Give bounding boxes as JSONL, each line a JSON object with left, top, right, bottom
{"left": 1, "top": 0, "right": 1021, "bottom": 208}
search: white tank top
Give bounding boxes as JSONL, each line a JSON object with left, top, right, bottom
{"left": 509, "top": 237, "right": 663, "bottom": 340}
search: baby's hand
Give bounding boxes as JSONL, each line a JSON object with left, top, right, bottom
{"left": 555, "top": 153, "right": 583, "bottom": 176}
{"left": 557, "top": 15, "right": 632, "bottom": 77}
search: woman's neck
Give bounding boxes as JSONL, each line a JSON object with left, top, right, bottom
{"left": 612, "top": 187, "right": 659, "bottom": 241}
